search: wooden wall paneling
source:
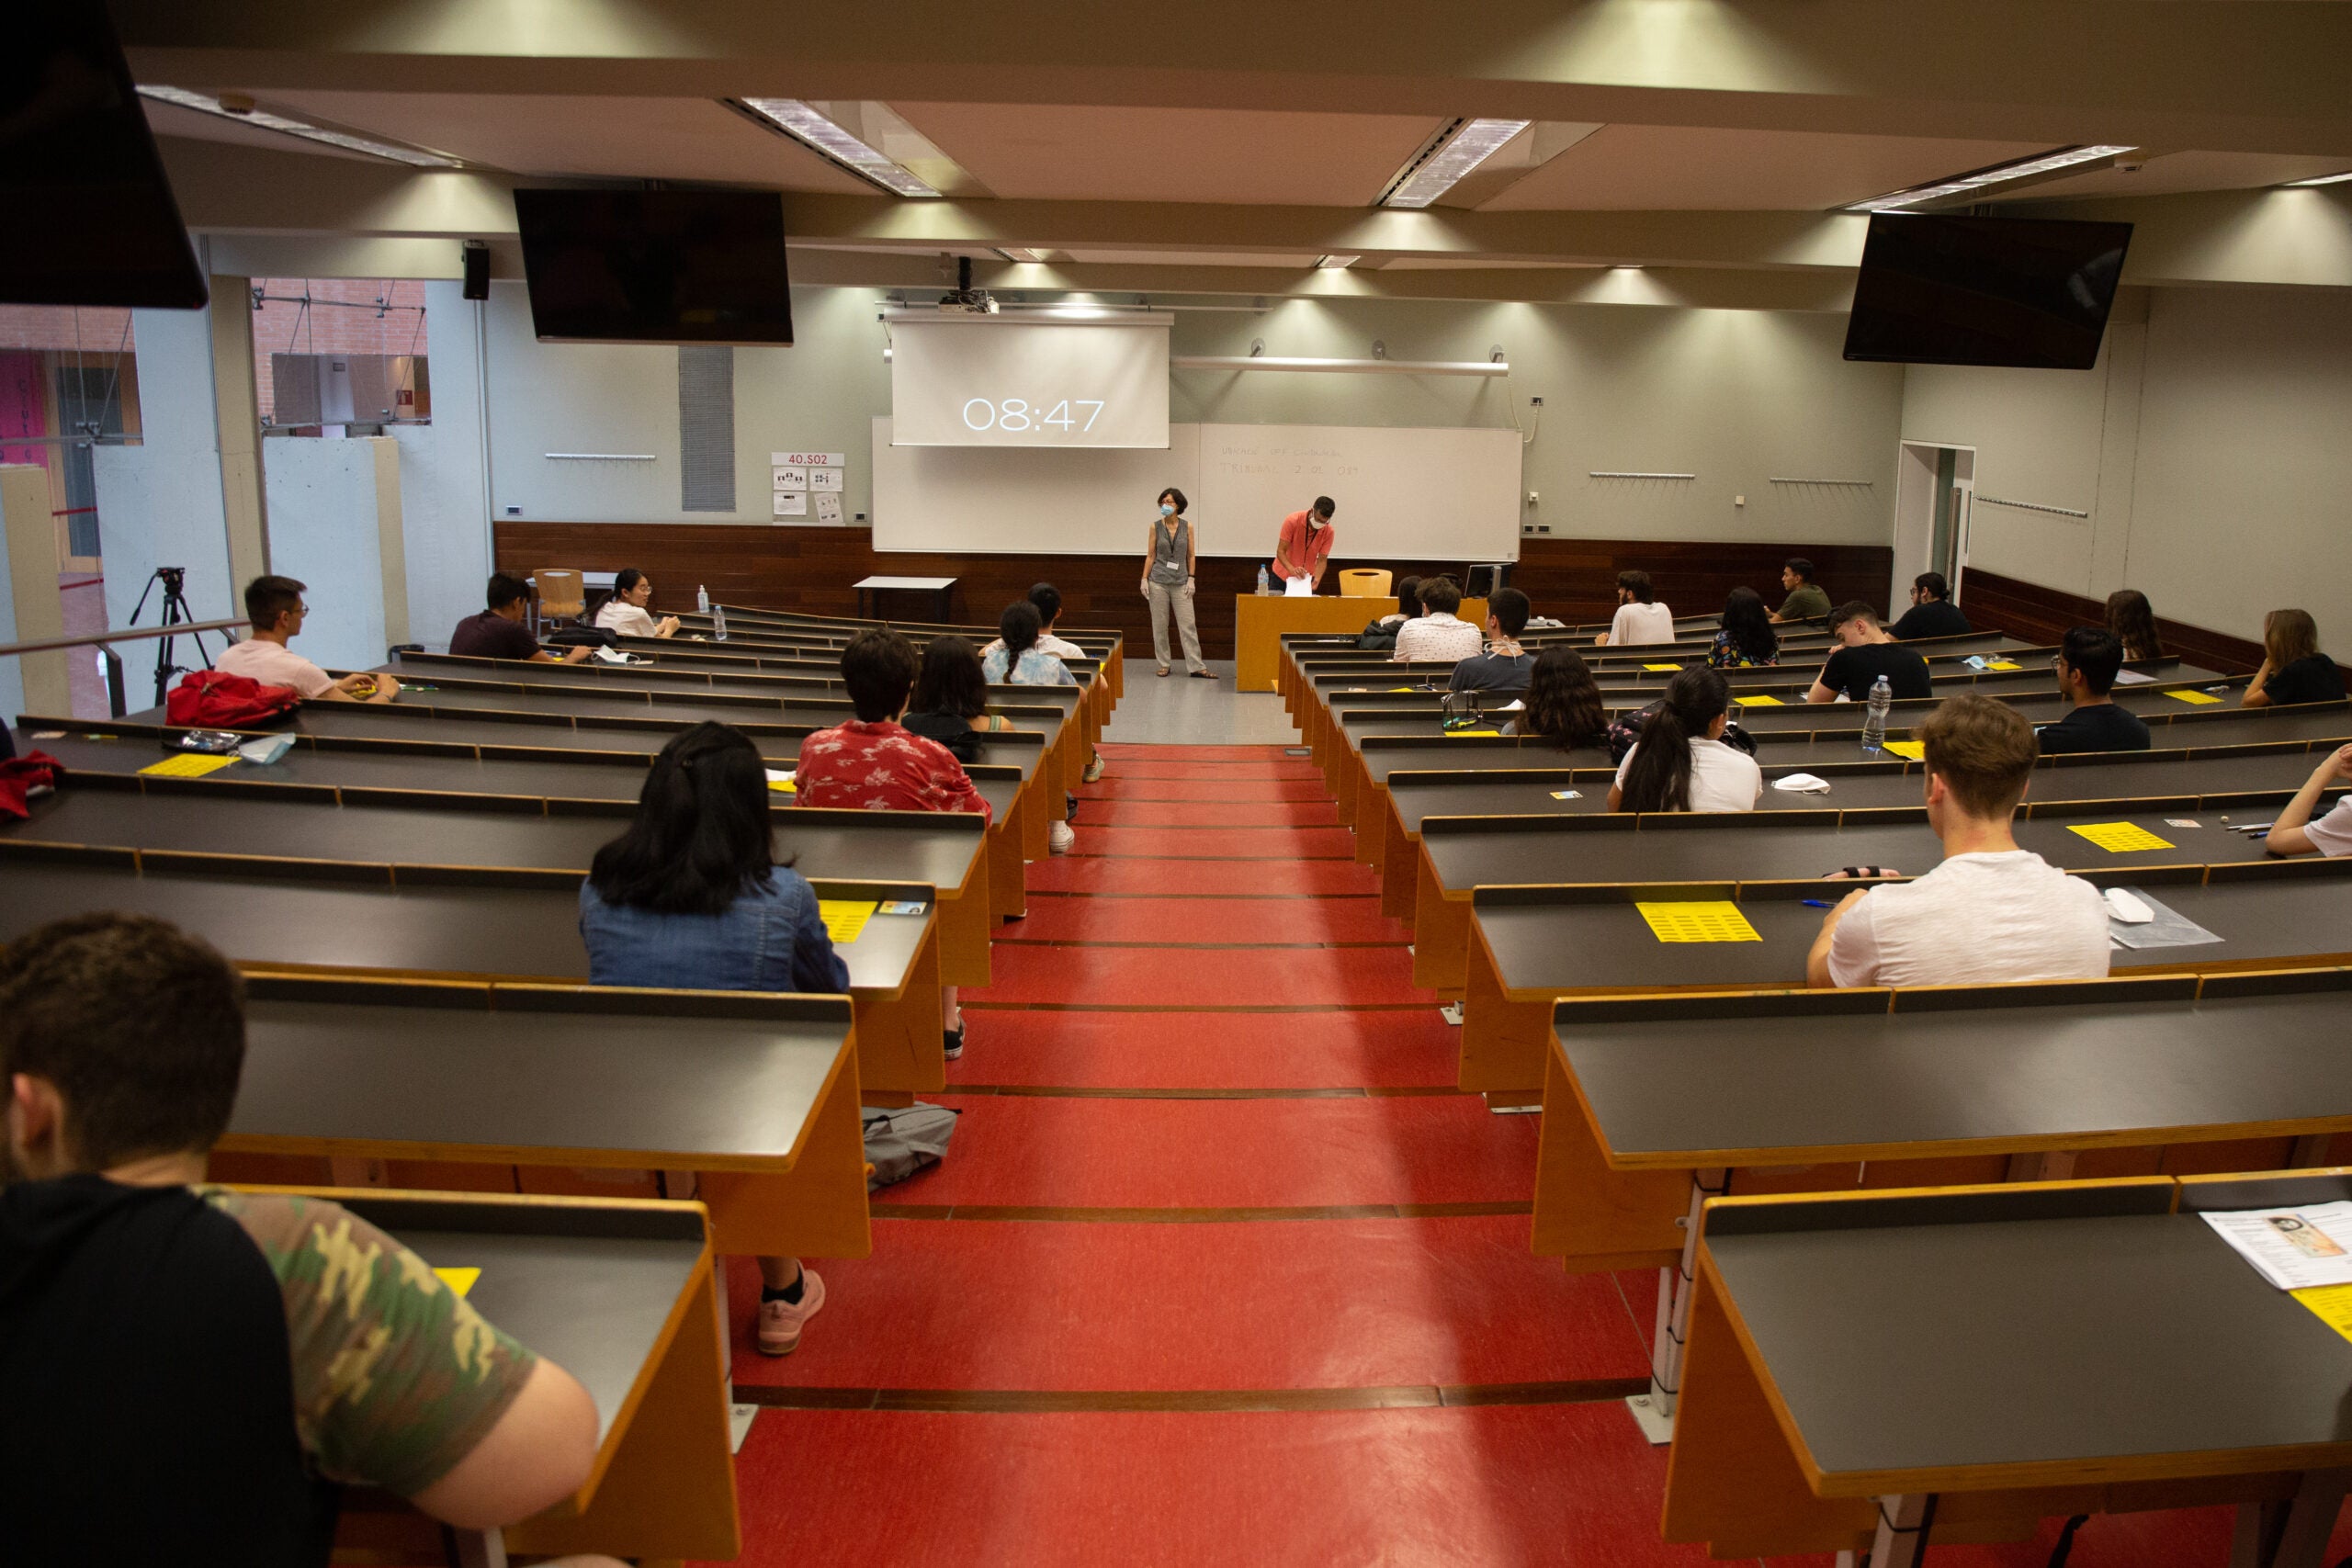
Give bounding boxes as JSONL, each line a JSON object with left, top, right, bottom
{"left": 1962, "top": 570, "right": 2303, "bottom": 682}
{"left": 492, "top": 525, "right": 1894, "bottom": 661}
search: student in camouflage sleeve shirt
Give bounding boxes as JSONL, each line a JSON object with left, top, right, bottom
{"left": 0, "top": 914, "right": 613, "bottom": 1566}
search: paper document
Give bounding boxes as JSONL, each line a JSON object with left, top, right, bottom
{"left": 1741, "top": 694, "right": 1783, "bottom": 706}
{"left": 2203, "top": 1202, "right": 2352, "bottom": 1291}
{"left": 2103, "top": 888, "right": 2223, "bottom": 951}
{"left": 1643, "top": 662, "right": 1681, "bottom": 671}
{"left": 2113, "top": 669, "right": 2156, "bottom": 685}
{"left": 1283, "top": 576, "right": 1313, "bottom": 597}
{"left": 141, "top": 753, "right": 237, "bottom": 778}
{"left": 1881, "top": 740, "right": 1926, "bottom": 761}
{"left": 763, "top": 768, "right": 797, "bottom": 795}
{"left": 2170, "top": 690, "right": 2222, "bottom": 705}
{"left": 818, "top": 900, "right": 877, "bottom": 943}
{"left": 2296, "top": 1283, "right": 2352, "bottom": 1342}
{"left": 1547, "top": 789, "right": 1582, "bottom": 801}
{"left": 1635, "top": 901, "right": 1761, "bottom": 943}
{"left": 2068, "top": 821, "right": 2174, "bottom": 854}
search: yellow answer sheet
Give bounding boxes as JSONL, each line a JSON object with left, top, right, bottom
{"left": 1635, "top": 901, "right": 1762, "bottom": 943}
{"left": 820, "top": 900, "right": 877, "bottom": 943}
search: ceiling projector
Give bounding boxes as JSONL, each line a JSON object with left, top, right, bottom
{"left": 936, "top": 254, "right": 999, "bottom": 313}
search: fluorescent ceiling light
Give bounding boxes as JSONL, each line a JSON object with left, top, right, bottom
{"left": 138, "top": 85, "right": 462, "bottom": 167}
{"left": 1847, "top": 145, "right": 2135, "bottom": 211}
{"left": 737, "top": 98, "right": 939, "bottom": 197}
{"left": 1317, "top": 254, "right": 1360, "bottom": 269}
{"left": 1382, "top": 118, "right": 1532, "bottom": 209}
{"left": 2283, "top": 171, "right": 2352, "bottom": 187}
{"left": 995, "top": 247, "right": 1044, "bottom": 263}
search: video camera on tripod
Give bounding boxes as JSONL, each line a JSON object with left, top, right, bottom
{"left": 128, "top": 566, "right": 216, "bottom": 708}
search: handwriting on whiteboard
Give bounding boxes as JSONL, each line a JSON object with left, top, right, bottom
{"left": 1213, "top": 438, "right": 1358, "bottom": 479}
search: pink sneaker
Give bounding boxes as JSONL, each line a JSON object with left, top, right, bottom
{"left": 757, "top": 1269, "right": 826, "bottom": 1356}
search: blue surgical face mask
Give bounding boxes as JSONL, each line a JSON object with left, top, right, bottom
{"left": 1159, "top": 502, "right": 1175, "bottom": 515}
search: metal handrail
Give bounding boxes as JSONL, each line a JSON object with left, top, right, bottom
{"left": 0, "top": 617, "right": 246, "bottom": 660}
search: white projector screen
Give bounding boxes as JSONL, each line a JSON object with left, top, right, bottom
{"left": 888, "top": 314, "right": 1171, "bottom": 449}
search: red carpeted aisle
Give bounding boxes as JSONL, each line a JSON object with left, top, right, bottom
{"left": 704, "top": 742, "right": 2327, "bottom": 1567}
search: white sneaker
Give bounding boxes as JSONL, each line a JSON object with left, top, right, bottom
{"left": 1049, "top": 820, "right": 1076, "bottom": 855}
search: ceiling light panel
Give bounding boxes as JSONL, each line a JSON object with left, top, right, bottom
{"left": 138, "top": 85, "right": 462, "bottom": 167}
{"left": 737, "top": 99, "right": 952, "bottom": 197}
{"left": 2284, "top": 171, "right": 2352, "bottom": 187}
{"left": 1383, "top": 118, "right": 1533, "bottom": 209}
{"left": 1847, "top": 145, "right": 2135, "bottom": 210}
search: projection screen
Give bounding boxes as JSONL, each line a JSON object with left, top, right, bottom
{"left": 888, "top": 312, "right": 1171, "bottom": 448}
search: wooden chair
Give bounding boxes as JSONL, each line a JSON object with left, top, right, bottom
{"left": 1339, "top": 569, "right": 1392, "bottom": 597}
{"left": 533, "top": 569, "right": 585, "bottom": 628}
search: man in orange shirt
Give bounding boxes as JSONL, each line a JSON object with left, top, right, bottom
{"left": 1272, "top": 496, "right": 1337, "bottom": 591}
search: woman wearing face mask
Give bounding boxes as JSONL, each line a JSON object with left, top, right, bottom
{"left": 1139, "top": 486, "right": 1208, "bottom": 679}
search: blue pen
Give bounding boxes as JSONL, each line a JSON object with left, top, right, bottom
{"left": 1801, "top": 899, "right": 1836, "bottom": 908}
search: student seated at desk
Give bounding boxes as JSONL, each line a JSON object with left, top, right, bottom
{"left": 1707, "top": 586, "right": 1780, "bottom": 670}
{"left": 982, "top": 602, "right": 1079, "bottom": 688}
{"left": 1594, "top": 570, "right": 1674, "bottom": 647}
{"left": 218, "top": 575, "right": 401, "bottom": 704}
{"left": 1391, "top": 576, "right": 1483, "bottom": 664}
{"left": 1449, "top": 588, "right": 1534, "bottom": 694}
{"left": 798, "top": 629, "right": 991, "bottom": 1059}
{"left": 2265, "top": 744, "right": 2352, "bottom": 858}
{"left": 2106, "top": 588, "right": 2165, "bottom": 661}
{"left": 580, "top": 723, "right": 848, "bottom": 1357}
{"left": 1807, "top": 694, "right": 2109, "bottom": 988}
{"left": 903, "top": 636, "right": 1017, "bottom": 762}
{"left": 592, "top": 568, "right": 679, "bottom": 638}
{"left": 451, "top": 574, "right": 594, "bottom": 665}
{"left": 0, "top": 913, "right": 607, "bottom": 1563}
{"left": 1608, "top": 667, "right": 1760, "bottom": 814}
{"left": 2037, "top": 626, "right": 2151, "bottom": 754}
{"left": 1770, "top": 557, "right": 1832, "bottom": 625}
{"left": 2243, "top": 607, "right": 2346, "bottom": 708}
{"left": 1376, "top": 576, "right": 1422, "bottom": 630}
{"left": 1502, "top": 648, "right": 1609, "bottom": 750}
{"left": 1806, "top": 602, "right": 1934, "bottom": 704}
{"left": 1888, "top": 571, "right": 1972, "bottom": 640}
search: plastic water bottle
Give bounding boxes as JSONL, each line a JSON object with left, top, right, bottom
{"left": 1256, "top": 565, "right": 1271, "bottom": 595}
{"left": 696, "top": 583, "right": 709, "bottom": 613}
{"left": 711, "top": 603, "right": 729, "bottom": 642}
{"left": 1861, "top": 674, "right": 1893, "bottom": 755}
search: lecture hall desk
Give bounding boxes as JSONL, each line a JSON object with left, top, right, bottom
{"left": 1238, "top": 593, "right": 1486, "bottom": 693}
{"left": 0, "top": 792, "right": 959, "bottom": 1098}
{"left": 294, "top": 1187, "right": 739, "bottom": 1567}
{"left": 1666, "top": 1169, "right": 2352, "bottom": 1566}
{"left": 214, "top": 976, "right": 870, "bottom": 1268}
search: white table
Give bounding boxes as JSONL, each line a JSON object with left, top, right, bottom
{"left": 854, "top": 575, "right": 959, "bottom": 622}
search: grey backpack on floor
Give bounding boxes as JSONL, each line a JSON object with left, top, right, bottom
{"left": 862, "top": 1102, "right": 960, "bottom": 1190}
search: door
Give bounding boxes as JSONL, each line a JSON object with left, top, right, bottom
{"left": 1945, "top": 477, "right": 1973, "bottom": 604}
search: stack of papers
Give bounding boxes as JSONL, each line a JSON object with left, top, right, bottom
{"left": 2203, "top": 1203, "right": 2352, "bottom": 1291}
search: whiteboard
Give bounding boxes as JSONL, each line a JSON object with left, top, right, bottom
{"left": 873, "top": 418, "right": 1522, "bottom": 559}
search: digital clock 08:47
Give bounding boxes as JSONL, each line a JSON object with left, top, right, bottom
{"left": 961, "top": 398, "right": 1106, "bottom": 434}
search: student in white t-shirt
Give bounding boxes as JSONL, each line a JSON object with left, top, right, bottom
{"left": 1807, "top": 693, "right": 2109, "bottom": 987}
{"left": 1594, "top": 570, "right": 1675, "bottom": 648}
{"left": 1390, "top": 577, "right": 1485, "bottom": 664}
{"left": 213, "top": 575, "right": 400, "bottom": 703}
{"left": 1609, "top": 667, "right": 1760, "bottom": 814}
{"left": 593, "top": 568, "right": 680, "bottom": 638}
{"left": 2264, "top": 744, "right": 2352, "bottom": 858}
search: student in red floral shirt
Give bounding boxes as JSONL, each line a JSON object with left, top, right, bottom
{"left": 796, "top": 628, "right": 991, "bottom": 1057}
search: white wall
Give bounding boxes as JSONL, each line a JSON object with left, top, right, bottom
{"left": 1901, "top": 287, "right": 2351, "bottom": 651}
{"left": 264, "top": 436, "right": 405, "bottom": 672}
{"left": 395, "top": 280, "right": 494, "bottom": 647}
{"left": 478, "top": 284, "right": 1905, "bottom": 549}
{"left": 91, "top": 304, "right": 236, "bottom": 631}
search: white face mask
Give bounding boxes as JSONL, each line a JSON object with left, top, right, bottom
{"left": 1159, "top": 503, "right": 1175, "bottom": 515}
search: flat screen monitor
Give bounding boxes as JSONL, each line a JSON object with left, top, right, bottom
{"left": 0, "top": 4, "right": 207, "bottom": 309}
{"left": 514, "top": 187, "right": 794, "bottom": 345}
{"left": 1843, "top": 212, "right": 2132, "bottom": 370}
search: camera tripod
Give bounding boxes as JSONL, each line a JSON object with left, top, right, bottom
{"left": 128, "top": 566, "right": 214, "bottom": 708}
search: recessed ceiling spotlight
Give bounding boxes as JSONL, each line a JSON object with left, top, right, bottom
{"left": 2283, "top": 170, "right": 2352, "bottom": 187}
{"left": 736, "top": 98, "right": 940, "bottom": 197}
{"left": 1846, "top": 145, "right": 2137, "bottom": 211}
{"left": 138, "top": 85, "right": 462, "bottom": 167}
{"left": 1382, "top": 118, "right": 1532, "bottom": 209}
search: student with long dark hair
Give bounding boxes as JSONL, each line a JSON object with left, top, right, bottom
{"left": 594, "top": 567, "right": 680, "bottom": 638}
{"left": 1609, "top": 666, "right": 1760, "bottom": 813}
{"left": 2104, "top": 589, "right": 2165, "bottom": 661}
{"left": 1507, "top": 648, "right": 1609, "bottom": 750}
{"left": 580, "top": 721, "right": 848, "bottom": 1358}
{"left": 1708, "top": 586, "right": 1780, "bottom": 669}
{"left": 983, "top": 601, "right": 1078, "bottom": 687}
{"left": 903, "top": 636, "right": 1016, "bottom": 762}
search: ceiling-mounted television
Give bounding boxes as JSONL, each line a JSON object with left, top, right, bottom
{"left": 0, "top": 2, "right": 208, "bottom": 309}
{"left": 514, "top": 187, "right": 795, "bottom": 345}
{"left": 1843, "top": 212, "right": 2132, "bottom": 371}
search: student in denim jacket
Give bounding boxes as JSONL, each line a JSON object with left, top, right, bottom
{"left": 579, "top": 720, "right": 847, "bottom": 1358}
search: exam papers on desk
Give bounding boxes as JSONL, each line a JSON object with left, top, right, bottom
{"left": 2204, "top": 1201, "right": 2352, "bottom": 1291}
{"left": 2112, "top": 668, "right": 2156, "bottom": 685}
{"left": 1283, "top": 576, "right": 1314, "bottom": 598}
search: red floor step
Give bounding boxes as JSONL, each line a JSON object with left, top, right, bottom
{"left": 729, "top": 1214, "right": 1645, "bottom": 1391}
{"left": 890, "top": 1092, "right": 1536, "bottom": 1211}
{"left": 1078, "top": 799, "right": 1342, "bottom": 829}
{"left": 967, "top": 942, "right": 1433, "bottom": 1009}
{"left": 944, "top": 1008, "right": 1461, "bottom": 1090}
{"left": 1002, "top": 893, "right": 1404, "bottom": 945}
{"left": 1024, "top": 857, "right": 1379, "bottom": 897}
{"left": 1078, "top": 778, "right": 1329, "bottom": 804}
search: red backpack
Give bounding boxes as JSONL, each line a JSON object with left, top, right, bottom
{"left": 164, "top": 670, "right": 303, "bottom": 728}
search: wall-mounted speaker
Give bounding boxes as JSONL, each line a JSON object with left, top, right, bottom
{"left": 461, "top": 243, "right": 489, "bottom": 301}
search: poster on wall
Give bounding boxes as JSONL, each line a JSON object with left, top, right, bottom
{"left": 774, "top": 491, "right": 808, "bottom": 517}
{"left": 773, "top": 466, "right": 808, "bottom": 491}
{"left": 772, "top": 448, "right": 843, "bottom": 525}
{"left": 809, "top": 468, "right": 843, "bottom": 491}
{"left": 815, "top": 492, "right": 843, "bottom": 524}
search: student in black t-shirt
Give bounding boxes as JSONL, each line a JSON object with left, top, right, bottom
{"left": 2036, "top": 626, "right": 2151, "bottom": 754}
{"left": 448, "top": 573, "right": 594, "bottom": 664}
{"left": 1448, "top": 587, "right": 1535, "bottom": 695}
{"left": 0, "top": 914, "right": 609, "bottom": 1568}
{"left": 901, "top": 636, "right": 1017, "bottom": 762}
{"left": 2244, "top": 607, "right": 2346, "bottom": 708}
{"left": 1805, "top": 603, "right": 1934, "bottom": 704}
{"left": 1888, "top": 572, "right": 1973, "bottom": 641}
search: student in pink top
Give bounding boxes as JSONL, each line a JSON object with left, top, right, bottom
{"left": 213, "top": 576, "right": 400, "bottom": 703}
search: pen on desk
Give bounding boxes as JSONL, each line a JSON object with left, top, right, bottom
{"left": 1802, "top": 899, "right": 1836, "bottom": 908}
